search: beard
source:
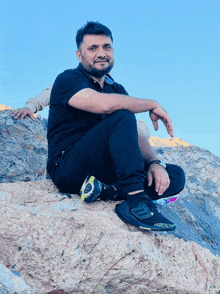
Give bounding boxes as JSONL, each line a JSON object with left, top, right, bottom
{"left": 89, "top": 63, "right": 114, "bottom": 78}
{"left": 82, "top": 58, "right": 114, "bottom": 78}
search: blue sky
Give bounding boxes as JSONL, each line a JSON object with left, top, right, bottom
{"left": 1, "top": 0, "right": 220, "bottom": 157}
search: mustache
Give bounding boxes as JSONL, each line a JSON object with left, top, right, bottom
{"left": 94, "top": 58, "right": 109, "bottom": 63}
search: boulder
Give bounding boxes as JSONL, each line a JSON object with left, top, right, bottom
{"left": 0, "top": 109, "right": 47, "bottom": 183}
{"left": 0, "top": 108, "right": 220, "bottom": 293}
{"left": 0, "top": 178, "right": 220, "bottom": 294}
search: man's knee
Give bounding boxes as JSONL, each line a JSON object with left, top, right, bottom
{"left": 167, "top": 164, "right": 186, "bottom": 193}
{"left": 108, "top": 109, "right": 136, "bottom": 126}
{"left": 111, "top": 109, "right": 134, "bottom": 119}
{"left": 178, "top": 165, "right": 186, "bottom": 191}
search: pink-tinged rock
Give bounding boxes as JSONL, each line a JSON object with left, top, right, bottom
{"left": 47, "top": 290, "right": 67, "bottom": 294}
{"left": 0, "top": 180, "right": 220, "bottom": 294}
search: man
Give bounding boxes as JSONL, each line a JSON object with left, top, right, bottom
{"left": 11, "top": 90, "right": 168, "bottom": 199}
{"left": 13, "top": 22, "right": 185, "bottom": 232}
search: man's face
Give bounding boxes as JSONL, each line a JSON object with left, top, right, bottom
{"left": 76, "top": 34, "right": 114, "bottom": 78}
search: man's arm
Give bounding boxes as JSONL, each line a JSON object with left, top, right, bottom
{"left": 12, "top": 85, "right": 52, "bottom": 120}
{"left": 137, "top": 121, "right": 170, "bottom": 196}
{"left": 68, "top": 88, "right": 173, "bottom": 137}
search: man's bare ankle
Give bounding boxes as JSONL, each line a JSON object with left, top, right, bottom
{"left": 128, "top": 190, "right": 144, "bottom": 195}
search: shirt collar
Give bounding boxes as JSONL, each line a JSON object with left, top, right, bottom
{"left": 77, "top": 63, "right": 114, "bottom": 85}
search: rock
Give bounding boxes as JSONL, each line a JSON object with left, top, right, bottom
{"left": 0, "top": 175, "right": 220, "bottom": 293}
{"left": 0, "top": 109, "right": 47, "bottom": 183}
{"left": 149, "top": 136, "right": 191, "bottom": 147}
{"left": 1, "top": 108, "right": 220, "bottom": 293}
{"left": 0, "top": 104, "right": 13, "bottom": 111}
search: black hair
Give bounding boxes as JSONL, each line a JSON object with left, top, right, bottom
{"left": 76, "top": 21, "right": 113, "bottom": 49}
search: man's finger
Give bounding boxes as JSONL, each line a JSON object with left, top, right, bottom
{"left": 15, "top": 113, "right": 22, "bottom": 119}
{"left": 12, "top": 109, "right": 23, "bottom": 119}
{"left": 155, "top": 175, "right": 161, "bottom": 193}
{"left": 158, "top": 176, "right": 170, "bottom": 195}
{"left": 157, "top": 179, "right": 164, "bottom": 195}
{"left": 20, "top": 112, "right": 26, "bottom": 120}
{"left": 162, "top": 117, "right": 173, "bottom": 137}
{"left": 165, "top": 124, "right": 174, "bottom": 137}
{"left": 165, "top": 179, "right": 170, "bottom": 192}
{"left": 152, "top": 120, "right": 159, "bottom": 131}
{"left": 30, "top": 113, "right": 35, "bottom": 121}
{"left": 147, "top": 172, "right": 153, "bottom": 187}
{"left": 12, "top": 110, "right": 19, "bottom": 116}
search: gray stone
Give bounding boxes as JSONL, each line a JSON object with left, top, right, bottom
{"left": 5, "top": 119, "right": 14, "bottom": 126}
{"left": 0, "top": 110, "right": 47, "bottom": 183}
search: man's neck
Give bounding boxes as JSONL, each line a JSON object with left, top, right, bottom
{"left": 91, "top": 75, "right": 105, "bottom": 89}
{"left": 78, "top": 63, "right": 106, "bottom": 89}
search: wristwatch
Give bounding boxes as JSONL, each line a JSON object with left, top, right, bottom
{"left": 149, "top": 160, "right": 166, "bottom": 169}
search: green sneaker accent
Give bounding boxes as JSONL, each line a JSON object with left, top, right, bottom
{"left": 80, "top": 175, "right": 119, "bottom": 203}
{"left": 139, "top": 226, "right": 151, "bottom": 231}
{"left": 80, "top": 176, "right": 102, "bottom": 202}
{"left": 154, "top": 223, "right": 176, "bottom": 229}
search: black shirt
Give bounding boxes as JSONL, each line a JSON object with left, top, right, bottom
{"left": 47, "top": 63, "right": 128, "bottom": 166}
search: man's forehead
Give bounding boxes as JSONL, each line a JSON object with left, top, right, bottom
{"left": 81, "top": 34, "right": 112, "bottom": 46}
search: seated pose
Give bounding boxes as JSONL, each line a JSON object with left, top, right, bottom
{"left": 13, "top": 21, "right": 185, "bottom": 232}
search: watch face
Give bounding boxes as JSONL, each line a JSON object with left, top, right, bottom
{"left": 159, "top": 160, "right": 166, "bottom": 169}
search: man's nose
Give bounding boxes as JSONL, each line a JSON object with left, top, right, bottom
{"left": 97, "top": 47, "right": 106, "bottom": 57}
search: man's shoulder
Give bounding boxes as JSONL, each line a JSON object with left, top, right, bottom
{"left": 53, "top": 67, "right": 89, "bottom": 90}
{"left": 51, "top": 66, "right": 91, "bottom": 103}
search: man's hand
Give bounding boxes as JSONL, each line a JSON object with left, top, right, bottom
{"left": 12, "top": 107, "right": 35, "bottom": 121}
{"left": 149, "top": 104, "right": 173, "bottom": 137}
{"left": 147, "top": 164, "right": 170, "bottom": 196}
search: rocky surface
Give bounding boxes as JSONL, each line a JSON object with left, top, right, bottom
{"left": 0, "top": 180, "right": 220, "bottom": 294}
{"left": 0, "top": 108, "right": 220, "bottom": 293}
{"left": 149, "top": 136, "right": 191, "bottom": 147}
{"left": 0, "top": 109, "right": 47, "bottom": 183}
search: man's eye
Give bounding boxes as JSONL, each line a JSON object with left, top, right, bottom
{"left": 105, "top": 45, "right": 112, "bottom": 50}
{"left": 89, "top": 47, "right": 96, "bottom": 51}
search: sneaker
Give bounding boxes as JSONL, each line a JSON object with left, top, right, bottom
{"left": 80, "top": 175, "right": 117, "bottom": 203}
{"left": 153, "top": 195, "right": 179, "bottom": 205}
{"left": 115, "top": 191, "right": 176, "bottom": 231}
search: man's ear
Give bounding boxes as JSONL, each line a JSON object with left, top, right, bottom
{"left": 76, "top": 50, "right": 82, "bottom": 62}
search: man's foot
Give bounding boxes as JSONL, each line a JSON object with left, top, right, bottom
{"left": 115, "top": 191, "right": 176, "bottom": 231}
{"left": 153, "top": 195, "right": 179, "bottom": 205}
{"left": 80, "top": 175, "right": 117, "bottom": 203}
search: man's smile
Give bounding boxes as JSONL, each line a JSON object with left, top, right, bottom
{"left": 94, "top": 59, "right": 109, "bottom": 63}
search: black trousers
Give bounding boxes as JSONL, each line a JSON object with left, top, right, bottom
{"left": 47, "top": 110, "right": 185, "bottom": 200}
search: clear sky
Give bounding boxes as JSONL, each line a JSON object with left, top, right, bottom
{"left": 1, "top": 0, "right": 220, "bottom": 157}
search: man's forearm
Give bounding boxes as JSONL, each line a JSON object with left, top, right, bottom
{"left": 138, "top": 129, "right": 158, "bottom": 163}
{"left": 107, "top": 93, "right": 158, "bottom": 114}
{"left": 68, "top": 88, "right": 158, "bottom": 114}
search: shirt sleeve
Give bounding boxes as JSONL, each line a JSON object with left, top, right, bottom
{"left": 25, "top": 85, "right": 52, "bottom": 113}
{"left": 50, "top": 70, "right": 91, "bottom": 107}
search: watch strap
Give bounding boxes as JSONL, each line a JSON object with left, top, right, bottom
{"left": 149, "top": 160, "right": 166, "bottom": 169}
